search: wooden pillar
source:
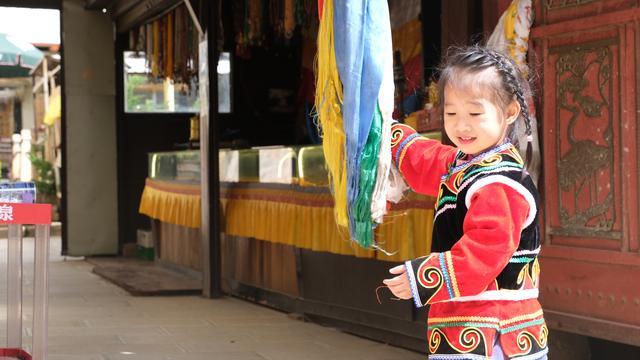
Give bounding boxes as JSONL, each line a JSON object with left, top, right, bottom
{"left": 441, "top": 0, "right": 470, "bottom": 49}
{"left": 483, "top": 0, "right": 513, "bottom": 35}
{"left": 421, "top": 0, "right": 441, "bottom": 83}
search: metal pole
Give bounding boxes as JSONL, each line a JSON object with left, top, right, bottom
{"left": 33, "top": 224, "right": 50, "bottom": 360}
{"left": 200, "top": 0, "right": 222, "bottom": 298}
{"left": 6, "top": 224, "right": 23, "bottom": 348}
{"left": 209, "top": 0, "right": 222, "bottom": 299}
{"left": 198, "top": 30, "right": 212, "bottom": 297}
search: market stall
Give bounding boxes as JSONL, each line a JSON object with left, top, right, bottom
{"left": 122, "top": 0, "right": 446, "bottom": 350}
{"left": 139, "top": 138, "right": 439, "bottom": 265}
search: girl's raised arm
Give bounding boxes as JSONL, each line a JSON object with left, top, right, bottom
{"left": 390, "top": 123, "right": 457, "bottom": 196}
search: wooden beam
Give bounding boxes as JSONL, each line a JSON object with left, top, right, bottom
{"left": 84, "top": 0, "right": 117, "bottom": 10}
{"left": 112, "top": 0, "right": 140, "bottom": 18}
{"left": 531, "top": 6, "right": 640, "bottom": 39}
{"left": 114, "top": 0, "right": 182, "bottom": 33}
{"left": 545, "top": 310, "right": 640, "bottom": 347}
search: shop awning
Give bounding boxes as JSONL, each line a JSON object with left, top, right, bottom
{"left": 0, "top": 33, "right": 43, "bottom": 78}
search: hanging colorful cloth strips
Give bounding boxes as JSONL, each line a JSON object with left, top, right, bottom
{"left": 165, "top": 12, "right": 174, "bottom": 79}
{"left": 315, "top": 0, "right": 394, "bottom": 249}
{"left": 152, "top": 20, "right": 160, "bottom": 77}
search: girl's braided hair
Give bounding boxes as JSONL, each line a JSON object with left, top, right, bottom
{"left": 437, "top": 46, "right": 533, "bottom": 170}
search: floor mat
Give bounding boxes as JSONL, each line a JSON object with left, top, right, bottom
{"left": 88, "top": 257, "right": 202, "bottom": 296}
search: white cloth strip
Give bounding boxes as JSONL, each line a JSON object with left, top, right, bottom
{"left": 429, "top": 353, "right": 489, "bottom": 360}
{"left": 511, "top": 348, "right": 549, "bottom": 360}
{"left": 442, "top": 289, "right": 539, "bottom": 303}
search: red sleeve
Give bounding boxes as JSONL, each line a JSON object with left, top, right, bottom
{"left": 390, "top": 123, "right": 457, "bottom": 196}
{"left": 404, "top": 181, "right": 530, "bottom": 306}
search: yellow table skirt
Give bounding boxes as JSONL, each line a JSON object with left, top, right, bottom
{"left": 139, "top": 178, "right": 201, "bottom": 228}
{"left": 220, "top": 183, "right": 434, "bottom": 262}
{"left": 139, "top": 179, "right": 435, "bottom": 261}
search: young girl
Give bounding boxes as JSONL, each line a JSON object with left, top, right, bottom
{"left": 383, "top": 46, "right": 548, "bottom": 360}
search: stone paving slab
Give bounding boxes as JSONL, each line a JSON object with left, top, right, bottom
{"left": 0, "top": 237, "right": 424, "bottom": 359}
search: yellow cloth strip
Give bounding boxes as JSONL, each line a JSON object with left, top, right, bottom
{"left": 139, "top": 179, "right": 200, "bottom": 228}
{"left": 43, "top": 88, "right": 61, "bottom": 125}
{"left": 315, "top": 0, "right": 349, "bottom": 229}
{"left": 222, "top": 197, "right": 376, "bottom": 258}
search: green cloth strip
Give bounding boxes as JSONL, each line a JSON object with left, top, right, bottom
{"left": 351, "top": 103, "right": 382, "bottom": 247}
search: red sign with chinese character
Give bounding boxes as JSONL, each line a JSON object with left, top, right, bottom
{"left": 0, "top": 203, "right": 51, "bottom": 224}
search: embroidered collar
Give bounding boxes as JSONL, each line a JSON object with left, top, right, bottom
{"left": 442, "top": 142, "right": 514, "bottom": 180}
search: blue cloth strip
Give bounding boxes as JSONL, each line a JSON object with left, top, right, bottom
{"left": 333, "top": 0, "right": 392, "bottom": 235}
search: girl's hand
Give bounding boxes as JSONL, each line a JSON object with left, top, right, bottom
{"left": 382, "top": 265, "right": 413, "bottom": 300}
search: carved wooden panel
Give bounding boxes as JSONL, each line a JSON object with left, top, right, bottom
{"left": 542, "top": 28, "right": 624, "bottom": 249}
{"left": 536, "top": 0, "right": 637, "bottom": 25}
{"left": 531, "top": 6, "right": 640, "bottom": 340}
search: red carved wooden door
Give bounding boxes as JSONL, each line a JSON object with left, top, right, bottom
{"left": 531, "top": 0, "right": 640, "bottom": 345}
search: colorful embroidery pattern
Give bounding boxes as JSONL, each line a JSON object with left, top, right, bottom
{"left": 416, "top": 259, "right": 444, "bottom": 305}
{"left": 428, "top": 310, "right": 544, "bottom": 329}
{"left": 444, "top": 252, "right": 461, "bottom": 298}
{"left": 427, "top": 312, "right": 547, "bottom": 358}
{"left": 395, "top": 132, "right": 420, "bottom": 166}
{"left": 429, "top": 327, "right": 488, "bottom": 356}
{"left": 433, "top": 143, "right": 525, "bottom": 224}
{"left": 390, "top": 124, "right": 406, "bottom": 147}
{"left": 512, "top": 325, "right": 549, "bottom": 356}
{"left": 439, "top": 252, "right": 461, "bottom": 299}
{"left": 390, "top": 123, "right": 433, "bottom": 170}
{"left": 442, "top": 142, "right": 515, "bottom": 181}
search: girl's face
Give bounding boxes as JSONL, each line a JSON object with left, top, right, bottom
{"left": 443, "top": 85, "right": 519, "bottom": 156}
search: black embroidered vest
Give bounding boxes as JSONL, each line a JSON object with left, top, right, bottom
{"left": 432, "top": 143, "right": 541, "bottom": 290}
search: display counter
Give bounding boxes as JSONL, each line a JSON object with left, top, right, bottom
{"left": 138, "top": 134, "right": 441, "bottom": 352}
{"left": 138, "top": 150, "right": 201, "bottom": 270}
{"left": 140, "top": 151, "right": 201, "bottom": 228}
{"left": 139, "top": 133, "right": 441, "bottom": 262}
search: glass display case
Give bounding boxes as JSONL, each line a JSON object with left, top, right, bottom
{"left": 147, "top": 130, "right": 441, "bottom": 186}
{"left": 148, "top": 150, "right": 200, "bottom": 182}
{"left": 141, "top": 130, "right": 442, "bottom": 264}
{"left": 148, "top": 147, "right": 324, "bottom": 185}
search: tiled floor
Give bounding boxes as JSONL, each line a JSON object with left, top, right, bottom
{"left": 0, "top": 236, "right": 424, "bottom": 359}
